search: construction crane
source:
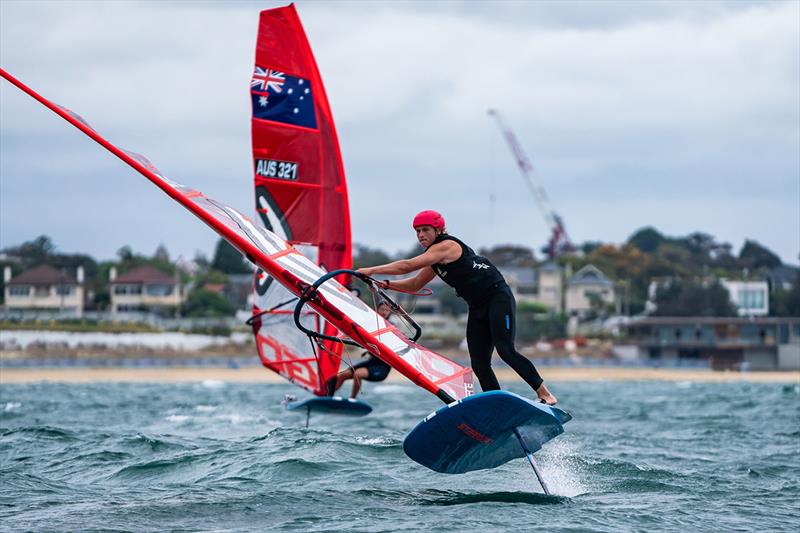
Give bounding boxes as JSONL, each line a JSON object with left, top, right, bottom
{"left": 488, "top": 108, "right": 574, "bottom": 259}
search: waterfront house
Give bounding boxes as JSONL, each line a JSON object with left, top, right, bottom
{"left": 536, "top": 262, "right": 564, "bottom": 313}
{"left": 720, "top": 280, "right": 770, "bottom": 316}
{"left": 3, "top": 264, "right": 85, "bottom": 317}
{"left": 647, "top": 277, "right": 771, "bottom": 317}
{"left": 497, "top": 265, "right": 538, "bottom": 302}
{"left": 109, "top": 265, "right": 183, "bottom": 315}
{"left": 565, "top": 265, "right": 615, "bottom": 316}
{"left": 626, "top": 316, "right": 800, "bottom": 370}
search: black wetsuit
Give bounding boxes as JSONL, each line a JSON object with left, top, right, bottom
{"left": 353, "top": 354, "right": 391, "bottom": 381}
{"left": 431, "top": 234, "right": 544, "bottom": 392}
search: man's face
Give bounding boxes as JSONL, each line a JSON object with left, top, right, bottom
{"left": 415, "top": 225, "right": 438, "bottom": 248}
{"left": 376, "top": 303, "right": 391, "bottom": 319}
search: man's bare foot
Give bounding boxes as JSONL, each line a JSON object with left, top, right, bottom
{"left": 536, "top": 383, "right": 557, "bottom": 405}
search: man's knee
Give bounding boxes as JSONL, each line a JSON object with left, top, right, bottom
{"left": 494, "top": 343, "right": 520, "bottom": 362}
{"left": 470, "top": 357, "right": 492, "bottom": 374}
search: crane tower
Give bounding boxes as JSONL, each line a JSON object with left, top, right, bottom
{"left": 488, "top": 109, "right": 573, "bottom": 259}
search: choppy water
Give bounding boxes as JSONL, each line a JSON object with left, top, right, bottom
{"left": 1, "top": 379, "right": 798, "bottom": 532}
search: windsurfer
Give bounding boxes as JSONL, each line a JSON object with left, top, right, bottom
{"left": 327, "top": 302, "right": 393, "bottom": 399}
{"left": 356, "top": 210, "right": 557, "bottom": 405}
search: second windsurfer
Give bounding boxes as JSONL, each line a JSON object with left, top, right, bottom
{"left": 356, "top": 210, "right": 557, "bottom": 405}
{"left": 327, "top": 302, "right": 394, "bottom": 398}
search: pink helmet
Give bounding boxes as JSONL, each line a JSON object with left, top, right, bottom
{"left": 412, "top": 210, "right": 445, "bottom": 229}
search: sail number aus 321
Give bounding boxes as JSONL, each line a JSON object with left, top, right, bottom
{"left": 255, "top": 159, "right": 299, "bottom": 181}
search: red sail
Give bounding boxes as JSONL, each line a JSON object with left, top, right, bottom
{"left": 249, "top": 5, "right": 352, "bottom": 395}
{"left": 0, "top": 66, "right": 474, "bottom": 404}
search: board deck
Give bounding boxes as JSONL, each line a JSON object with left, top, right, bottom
{"left": 403, "top": 390, "right": 572, "bottom": 474}
{"left": 286, "top": 397, "right": 373, "bottom": 417}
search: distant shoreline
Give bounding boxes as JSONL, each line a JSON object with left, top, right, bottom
{"left": 2, "top": 367, "right": 798, "bottom": 384}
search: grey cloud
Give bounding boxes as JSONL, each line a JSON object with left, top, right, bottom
{"left": 1, "top": 0, "right": 797, "bottom": 264}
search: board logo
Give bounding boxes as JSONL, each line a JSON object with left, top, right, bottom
{"left": 457, "top": 422, "right": 493, "bottom": 444}
{"left": 255, "top": 158, "right": 299, "bottom": 181}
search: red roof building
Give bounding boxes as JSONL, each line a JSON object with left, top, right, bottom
{"left": 3, "top": 264, "right": 85, "bottom": 317}
{"left": 109, "top": 265, "right": 183, "bottom": 315}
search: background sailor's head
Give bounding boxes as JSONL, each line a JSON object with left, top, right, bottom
{"left": 412, "top": 210, "right": 446, "bottom": 248}
{"left": 376, "top": 301, "right": 392, "bottom": 319}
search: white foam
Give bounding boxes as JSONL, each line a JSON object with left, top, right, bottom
{"left": 201, "top": 380, "right": 226, "bottom": 389}
{"left": 539, "top": 439, "right": 589, "bottom": 497}
{"left": 166, "top": 414, "right": 190, "bottom": 422}
{"left": 355, "top": 435, "right": 394, "bottom": 446}
{"left": 3, "top": 402, "right": 21, "bottom": 412}
{"left": 214, "top": 412, "right": 253, "bottom": 424}
{"left": 195, "top": 405, "right": 217, "bottom": 412}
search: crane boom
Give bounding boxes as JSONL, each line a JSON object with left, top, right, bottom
{"left": 488, "top": 109, "right": 573, "bottom": 258}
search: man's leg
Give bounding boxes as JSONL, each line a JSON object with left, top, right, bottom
{"left": 331, "top": 367, "right": 354, "bottom": 395}
{"left": 488, "top": 291, "right": 557, "bottom": 404}
{"left": 350, "top": 367, "right": 369, "bottom": 399}
{"left": 466, "top": 305, "right": 501, "bottom": 391}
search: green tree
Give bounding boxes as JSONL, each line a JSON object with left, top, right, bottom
{"left": 436, "top": 287, "right": 468, "bottom": 316}
{"left": 516, "top": 312, "right": 567, "bottom": 342}
{"left": 517, "top": 300, "right": 549, "bottom": 314}
{"left": 770, "top": 272, "right": 800, "bottom": 316}
{"left": 117, "top": 245, "right": 134, "bottom": 262}
{"left": 580, "top": 241, "right": 603, "bottom": 255}
{"left": 353, "top": 243, "right": 392, "bottom": 268}
{"left": 739, "top": 240, "right": 782, "bottom": 270}
{"left": 628, "top": 227, "right": 666, "bottom": 253}
{"left": 651, "top": 279, "right": 737, "bottom": 317}
{"left": 480, "top": 245, "right": 536, "bottom": 267}
{"left": 786, "top": 275, "right": 800, "bottom": 316}
{"left": 211, "top": 239, "right": 251, "bottom": 274}
{"left": 181, "top": 288, "right": 235, "bottom": 317}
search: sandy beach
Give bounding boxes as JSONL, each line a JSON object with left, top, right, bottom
{"left": 2, "top": 366, "right": 798, "bottom": 384}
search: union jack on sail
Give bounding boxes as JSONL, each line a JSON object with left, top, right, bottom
{"left": 251, "top": 67, "right": 285, "bottom": 93}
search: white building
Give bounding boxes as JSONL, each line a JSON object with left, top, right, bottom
{"left": 3, "top": 264, "right": 85, "bottom": 317}
{"left": 565, "top": 265, "right": 616, "bottom": 316}
{"left": 647, "top": 277, "right": 770, "bottom": 317}
{"left": 536, "top": 262, "right": 564, "bottom": 313}
{"left": 110, "top": 265, "right": 184, "bottom": 315}
{"left": 721, "top": 280, "right": 770, "bottom": 316}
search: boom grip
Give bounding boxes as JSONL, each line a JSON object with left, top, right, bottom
{"left": 292, "top": 269, "right": 370, "bottom": 348}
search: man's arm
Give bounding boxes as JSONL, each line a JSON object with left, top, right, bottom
{"left": 385, "top": 266, "right": 437, "bottom": 292}
{"left": 357, "top": 241, "right": 459, "bottom": 277}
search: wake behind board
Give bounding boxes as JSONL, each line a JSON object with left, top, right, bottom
{"left": 403, "top": 391, "right": 571, "bottom": 474}
{"left": 286, "top": 397, "right": 372, "bottom": 416}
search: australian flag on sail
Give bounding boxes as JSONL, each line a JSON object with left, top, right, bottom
{"left": 251, "top": 66, "right": 317, "bottom": 129}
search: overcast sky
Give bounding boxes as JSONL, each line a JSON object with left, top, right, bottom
{"left": 1, "top": 0, "right": 798, "bottom": 265}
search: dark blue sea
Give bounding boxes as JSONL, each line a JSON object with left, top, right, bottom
{"left": 1, "top": 379, "right": 798, "bottom": 532}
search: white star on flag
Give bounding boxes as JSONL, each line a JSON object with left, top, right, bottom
{"left": 259, "top": 96, "right": 268, "bottom": 107}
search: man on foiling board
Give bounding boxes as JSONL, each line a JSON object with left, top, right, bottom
{"left": 327, "top": 302, "right": 394, "bottom": 398}
{"left": 357, "top": 210, "right": 557, "bottom": 405}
